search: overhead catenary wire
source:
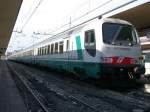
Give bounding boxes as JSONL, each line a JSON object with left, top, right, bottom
{"left": 21, "top": 0, "right": 45, "bottom": 31}
{"left": 18, "top": 0, "right": 137, "bottom": 37}
{"left": 36, "top": 0, "right": 88, "bottom": 36}
{"left": 24, "top": 0, "right": 37, "bottom": 17}
{"left": 48, "top": 0, "right": 137, "bottom": 35}
{"left": 20, "top": 0, "right": 113, "bottom": 36}
{"left": 47, "top": 0, "right": 138, "bottom": 37}
{"left": 13, "top": 0, "right": 37, "bottom": 33}
{"left": 57, "top": 0, "right": 88, "bottom": 23}
{"left": 71, "top": 0, "right": 113, "bottom": 23}
{"left": 48, "top": 0, "right": 113, "bottom": 34}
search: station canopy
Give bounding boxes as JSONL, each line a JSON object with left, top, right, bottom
{"left": 0, "top": 0, "right": 23, "bottom": 56}
{"left": 111, "top": 2, "right": 150, "bottom": 37}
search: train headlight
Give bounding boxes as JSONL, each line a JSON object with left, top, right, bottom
{"left": 139, "top": 56, "right": 144, "bottom": 63}
{"left": 139, "top": 56, "right": 144, "bottom": 61}
{"left": 101, "top": 57, "right": 113, "bottom": 64}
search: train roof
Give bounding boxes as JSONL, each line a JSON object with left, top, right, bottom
{"left": 102, "top": 18, "right": 133, "bottom": 26}
{"left": 12, "top": 17, "right": 134, "bottom": 55}
{"left": 34, "top": 17, "right": 133, "bottom": 45}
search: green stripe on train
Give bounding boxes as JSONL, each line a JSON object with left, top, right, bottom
{"left": 75, "top": 36, "right": 83, "bottom": 60}
{"left": 37, "top": 59, "right": 100, "bottom": 78}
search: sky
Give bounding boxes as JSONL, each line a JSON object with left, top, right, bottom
{"left": 7, "top": 0, "right": 88, "bottom": 52}
{"left": 7, "top": 0, "right": 110, "bottom": 52}
{"left": 6, "top": 0, "right": 146, "bottom": 53}
{"left": 15, "top": 0, "right": 87, "bottom": 32}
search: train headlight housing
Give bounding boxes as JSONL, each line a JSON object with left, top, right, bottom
{"left": 130, "top": 59, "right": 138, "bottom": 64}
{"left": 139, "top": 56, "right": 144, "bottom": 61}
{"left": 101, "top": 57, "right": 113, "bottom": 64}
{"left": 139, "top": 56, "right": 144, "bottom": 64}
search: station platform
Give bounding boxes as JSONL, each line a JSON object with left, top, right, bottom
{"left": 0, "top": 61, "right": 26, "bottom": 112}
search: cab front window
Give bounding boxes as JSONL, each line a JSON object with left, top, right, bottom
{"left": 102, "top": 23, "right": 138, "bottom": 46}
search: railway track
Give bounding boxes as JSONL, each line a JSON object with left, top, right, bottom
{"left": 7, "top": 62, "right": 53, "bottom": 112}
{"left": 7, "top": 61, "right": 150, "bottom": 112}
{"left": 7, "top": 62, "right": 102, "bottom": 112}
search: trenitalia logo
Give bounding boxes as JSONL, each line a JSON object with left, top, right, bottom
{"left": 117, "top": 57, "right": 124, "bottom": 63}
{"left": 101, "top": 56, "right": 137, "bottom": 64}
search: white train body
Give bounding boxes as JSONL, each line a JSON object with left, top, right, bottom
{"left": 8, "top": 17, "right": 145, "bottom": 79}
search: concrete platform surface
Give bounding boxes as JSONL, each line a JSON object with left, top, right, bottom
{"left": 0, "top": 61, "right": 26, "bottom": 112}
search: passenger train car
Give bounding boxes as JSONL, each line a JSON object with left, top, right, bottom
{"left": 8, "top": 17, "right": 145, "bottom": 80}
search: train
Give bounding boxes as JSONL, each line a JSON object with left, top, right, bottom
{"left": 8, "top": 17, "right": 145, "bottom": 80}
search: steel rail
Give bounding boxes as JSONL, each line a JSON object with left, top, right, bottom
{"left": 7, "top": 62, "right": 50, "bottom": 112}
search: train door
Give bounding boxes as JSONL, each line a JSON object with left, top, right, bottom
{"left": 82, "top": 29, "right": 99, "bottom": 77}
{"left": 83, "top": 29, "right": 96, "bottom": 61}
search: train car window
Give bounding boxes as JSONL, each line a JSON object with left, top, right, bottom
{"left": 39, "top": 48, "right": 40, "bottom": 55}
{"left": 66, "top": 40, "right": 69, "bottom": 51}
{"left": 43, "top": 47, "right": 44, "bottom": 54}
{"left": 41, "top": 47, "right": 42, "bottom": 55}
{"left": 37, "top": 48, "right": 39, "bottom": 55}
{"left": 31, "top": 50, "right": 33, "bottom": 56}
{"left": 55, "top": 42, "right": 58, "bottom": 53}
{"left": 84, "top": 29, "right": 96, "bottom": 57}
{"left": 59, "top": 41, "right": 64, "bottom": 54}
{"left": 38, "top": 48, "right": 40, "bottom": 55}
{"left": 45, "top": 46, "right": 48, "bottom": 54}
{"left": 44, "top": 46, "right": 46, "bottom": 54}
{"left": 41, "top": 48, "right": 42, "bottom": 55}
{"left": 48, "top": 45, "right": 50, "bottom": 54}
{"left": 44, "top": 47, "right": 46, "bottom": 54}
{"left": 40, "top": 48, "right": 41, "bottom": 55}
{"left": 51, "top": 44, "right": 54, "bottom": 54}
{"left": 40, "top": 48, "right": 42, "bottom": 55}
{"left": 45, "top": 46, "right": 47, "bottom": 54}
{"left": 40, "top": 47, "right": 42, "bottom": 55}
{"left": 85, "top": 29, "right": 95, "bottom": 46}
{"left": 42, "top": 47, "right": 44, "bottom": 55}
{"left": 47, "top": 46, "right": 49, "bottom": 54}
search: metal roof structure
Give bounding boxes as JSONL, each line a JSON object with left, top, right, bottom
{"left": 0, "top": 0, "right": 23, "bottom": 56}
{"left": 110, "top": 2, "right": 150, "bottom": 36}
